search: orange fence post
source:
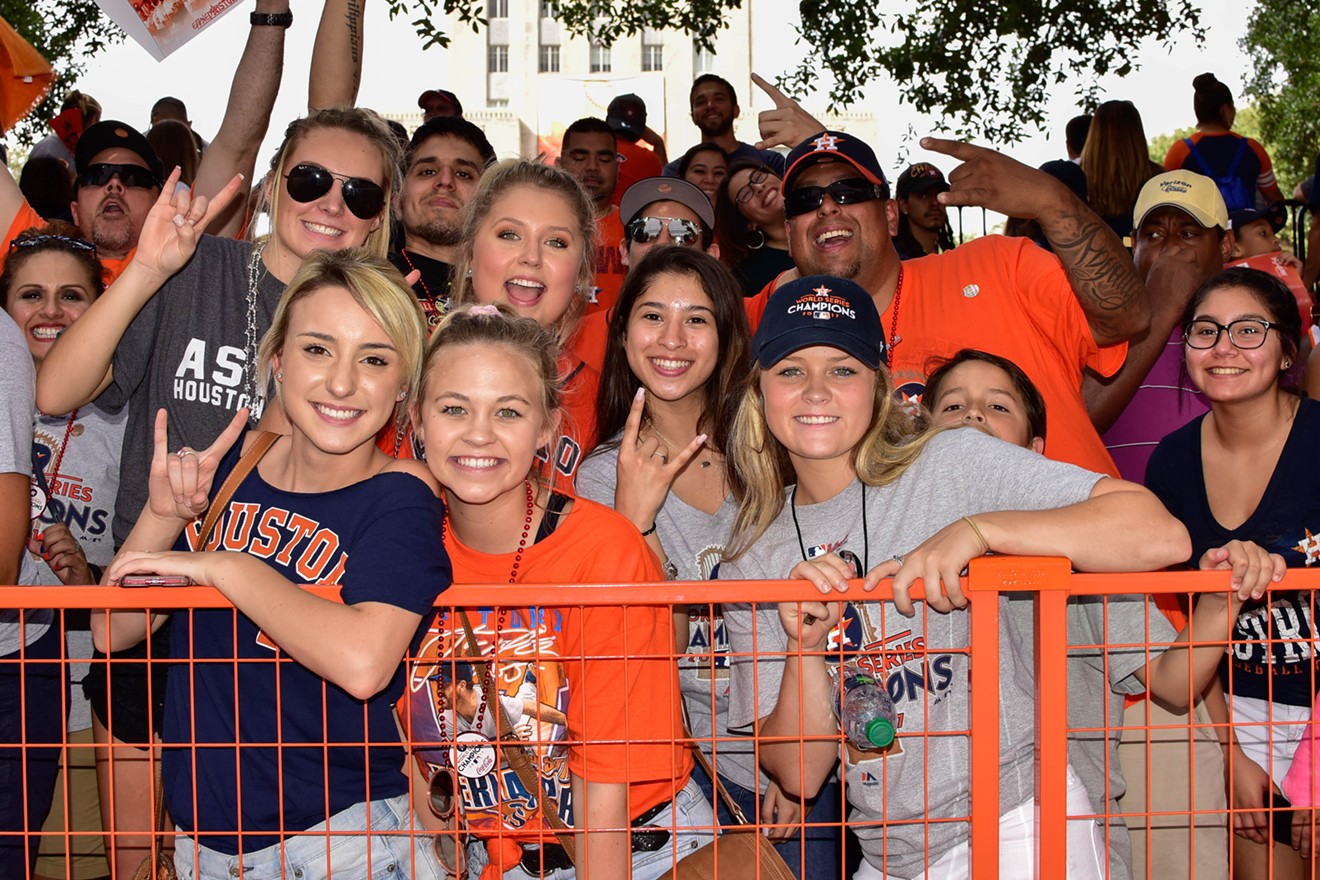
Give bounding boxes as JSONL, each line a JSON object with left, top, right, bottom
{"left": 966, "top": 561, "right": 1001, "bottom": 879}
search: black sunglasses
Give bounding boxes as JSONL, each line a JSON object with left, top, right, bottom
{"left": 784, "top": 178, "right": 888, "bottom": 217}
{"left": 625, "top": 216, "right": 702, "bottom": 248}
{"left": 9, "top": 234, "right": 97, "bottom": 255}
{"left": 283, "top": 163, "right": 385, "bottom": 220}
{"left": 76, "top": 163, "right": 160, "bottom": 190}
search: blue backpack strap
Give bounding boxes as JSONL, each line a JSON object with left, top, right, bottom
{"left": 1183, "top": 137, "right": 1211, "bottom": 175}
{"left": 1225, "top": 136, "right": 1250, "bottom": 177}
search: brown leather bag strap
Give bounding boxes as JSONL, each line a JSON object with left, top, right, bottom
{"left": 197, "top": 431, "right": 279, "bottom": 548}
{"left": 457, "top": 610, "right": 578, "bottom": 862}
{"left": 681, "top": 703, "right": 751, "bottom": 826}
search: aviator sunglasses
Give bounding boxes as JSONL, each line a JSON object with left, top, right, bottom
{"left": 626, "top": 216, "right": 702, "bottom": 248}
{"left": 76, "top": 163, "right": 161, "bottom": 190}
{"left": 283, "top": 163, "right": 385, "bottom": 220}
{"left": 784, "top": 177, "right": 888, "bottom": 217}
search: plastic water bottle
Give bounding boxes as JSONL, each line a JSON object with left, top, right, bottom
{"left": 833, "top": 665, "right": 897, "bottom": 749}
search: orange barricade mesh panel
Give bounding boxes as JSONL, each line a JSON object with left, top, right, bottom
{"left": 0, "top": 566, "right": 1317, "bottom": 879}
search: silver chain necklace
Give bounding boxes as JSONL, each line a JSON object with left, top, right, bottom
{"left": 244, "top": 242, "right": 266, "bottom": 417}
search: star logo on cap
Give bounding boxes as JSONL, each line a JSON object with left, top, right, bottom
{"left": 811, "top": 134, "right": 842, "bottom": 152}
{"left": 658, "top": 183, "right": 672, "bottom": 192}
{"left": 812, "top": 284, "right": 834, "bottom": 297}
{"left": 114, "top": 128, "right": 129, "bottom": 138}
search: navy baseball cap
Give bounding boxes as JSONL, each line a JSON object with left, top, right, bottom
{"left": 783, "top": 131, "right": 888, "bottom": 196}
{"left": 1229, "top": 202, "right": 1287, "bottom": 234}
{"left": 753, "top": 275, "right": 886, "bottom": 369}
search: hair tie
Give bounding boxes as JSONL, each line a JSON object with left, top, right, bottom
{"left": 468, "top": 304, "right": 501, "bottom": 316}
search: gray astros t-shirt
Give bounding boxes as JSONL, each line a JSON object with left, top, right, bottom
{"left": 96, "top": 235, "right": 285, "bottom": 547}
{"left": 0, "top": 311, "right": 42, "bottom": 656}
{"left": 576, "top": 441, "right": 759, "bottom": 788}
{"left": 720, "top": 428, "right": 1103, "bottom": 879}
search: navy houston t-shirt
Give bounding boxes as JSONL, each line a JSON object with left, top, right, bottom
{"left": 1147, "top": 398, "right": 1320, "bottom": 707}
{"left": 163, "top": 434, "right": 449, "bottom": 854}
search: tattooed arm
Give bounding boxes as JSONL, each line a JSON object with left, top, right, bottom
{"left": 309, "top": 0, "right": 366, "bottom": 110}
{"left": 191, "top": 0, "right": 289, "bottom": 239}
{"left": 926, "top": 136, "right": 1151, "bottom": 347}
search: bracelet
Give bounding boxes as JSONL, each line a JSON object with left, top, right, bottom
{"left": 962, "top": 516, "right": 990, "bottom": 555}
{"left": 250, "top": 10, "right": 293, "bottom": 27}
{"left": 640, "top": 522, "right": 657, "bottom": 537}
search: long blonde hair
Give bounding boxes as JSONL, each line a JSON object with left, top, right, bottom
{"left": 724, "top": 362, "right": 936, "bottom": 560}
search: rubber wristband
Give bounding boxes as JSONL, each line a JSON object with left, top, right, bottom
{"left": 962, "top": 516, "right": 990, "bottom": 554}
{"left": 640, "top": 522, "right": 657, "bottom": 537}
{"left": 250, "top": 11, "right": 293, "bottom": 27}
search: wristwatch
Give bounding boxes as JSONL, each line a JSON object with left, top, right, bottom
{"left": 250, "top": 10, "right": 293, "bottom": 27}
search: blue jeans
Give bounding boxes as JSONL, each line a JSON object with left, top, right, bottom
{"left": 0, "top": 619, "right": 65, "bottom": 879}
{"left": 689, "top": 758, "right": 844, "bottom": 880}
{"left": 173, "top": 793, "right": 446, "bottom": 880}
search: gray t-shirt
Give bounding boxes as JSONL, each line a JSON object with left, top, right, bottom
{"left": 720, "top": 428, "right": 1103, "bottom": 879}
{"left": 576, "top": 442, "right": 759, "bottom": 787}
{"left": 0, "top": 311, "right": 43, "bottom": 655}
{"left": 1003, "top": 593, "right": 1177, "bottom": 880}
{"left": 30, "top": 404, "right": 127, "bottom": 730}
{"left": 97, "top": 235, "right": 285, "bottom": 547}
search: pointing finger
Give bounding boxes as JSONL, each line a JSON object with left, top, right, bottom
{"left": 920, "top": 136, "right": 981, "bottom": 161}
{"left": 752, "top": 72, "right": 795, "bottom": 109}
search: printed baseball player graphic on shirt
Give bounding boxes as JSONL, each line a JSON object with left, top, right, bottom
{"left": 404, "top": 607, "right": 574, "bottom": 837}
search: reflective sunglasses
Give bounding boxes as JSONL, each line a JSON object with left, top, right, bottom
{"left": 1183, "top": 318, "right": 1274, "bottom": 350}
{"left": 784, "top": 178, "right": 888, "bottom": 217}
{"left": 283, "top": 163, "right": 385, "bottom": 220}
{"left": 9, "top": 234, "right": 96, "bottom": 255}
{"left": 626, "top": 216, "right": 701, "bottom": 248}
{"left": 76, "top": 163, "right": 160, "bottom": 190}
{"left": 735, "top": 168, "right": 770, "bottom": 205}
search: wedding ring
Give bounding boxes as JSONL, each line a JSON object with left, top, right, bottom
{"left": 892, "top": 554, "right": 905, "bottom": 565}
{"left": 653, "top": 451, "right": 668, "bottom": 463}
{"left": 176, "top": 448, "right": 198, "bottom": 459}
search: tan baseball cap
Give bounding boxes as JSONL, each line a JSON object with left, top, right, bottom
{"left": 1133, "top": 170, "right": 1229, "bottom": 230}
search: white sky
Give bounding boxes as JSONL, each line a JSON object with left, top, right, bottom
{"left": 27, "top": 0, "right": 1256, "bottom": 185}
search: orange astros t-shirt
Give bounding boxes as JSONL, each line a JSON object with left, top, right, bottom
{"left": 746, "top": 236, "right": 1125, "bottom": 477}
{"left": 588, "top": 208, "right": 627, "bottom": 317}
{"left": 4, "top": 201, "right": 134, "bottom": 285}
{"left": 444, "top": 496, "right": 690, "bottom": 812}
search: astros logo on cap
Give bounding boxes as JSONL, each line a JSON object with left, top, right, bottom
{"left": 811, "top": 134, "right": 843, "bottom": 152}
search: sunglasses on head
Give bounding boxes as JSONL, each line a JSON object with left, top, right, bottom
{"left": 784, "top": 178, "right": 888, "bottom": 217}
{"left": 76, "top": 163, "right": 160, "bottom": 191}
{"left": 9, "top": 234, "right": 96, "bottom": 255}
{"left": 626, "top": 216, "right": 702, "bottom": 248}
{"left": 283, "top": 163, "right": 385, "bottom": 220}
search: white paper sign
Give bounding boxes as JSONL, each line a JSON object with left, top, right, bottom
{"left": 95, "top": 0, "right": 245, "bottom": 61}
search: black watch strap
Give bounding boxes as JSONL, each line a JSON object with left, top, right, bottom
{"left": 250, "top": 10, "right": 293, "bottom": 27}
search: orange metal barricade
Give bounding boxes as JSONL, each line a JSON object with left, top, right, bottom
{"left": 1, "top": 561, "right": 1319, "bottom": 879}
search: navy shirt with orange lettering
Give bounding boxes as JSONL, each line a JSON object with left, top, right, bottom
{"left": 162, "top": 431, "right": 449, "bottom": 854}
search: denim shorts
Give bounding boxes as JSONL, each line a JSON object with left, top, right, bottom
{"left": 173, "top": 793, "right": 446, "bottom": 880}
{"left": 464, "top": 776, "right": 716, "bottom": 879}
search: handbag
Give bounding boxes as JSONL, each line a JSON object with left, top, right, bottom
{"left": 129, "top": 431, "right": 279, "bottom": 880}
{"left": 660, "top": 738, "right": 797, "bottom": 880}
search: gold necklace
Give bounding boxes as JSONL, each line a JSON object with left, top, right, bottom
{"left": 647, "top": 422, "right": 713, "bottom": 469}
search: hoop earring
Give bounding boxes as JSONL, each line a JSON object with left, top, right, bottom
{"left": 745, "top": 227, "right": 766, "bottom": 250}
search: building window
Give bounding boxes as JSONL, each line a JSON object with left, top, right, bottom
{"left": 589, "top": 42, "right": 611, "bottom": 73}
{"left": 489, "top": 99, "right": 509, "bottom": 107}
{"left": 539, "top": 44, "right": 560, "bottom": 73}
{"left": 693, "top": 46, "right": 715, "bottom": 75}
{"left": 488, "top": 44, "right": 509, "bottom": 73}
{"left": 488, "top": 0, "right": 508, "bottom": 18}
{"left": 641, "top": 44, "right": 663, "bottom": 72}
{"left": 540, "top": 0, "right": 555, "bottom": 17}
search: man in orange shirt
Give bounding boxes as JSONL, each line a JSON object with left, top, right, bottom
{"left": 557, "top": 117, "right": 626, "bottom": 315}
{"left": 1, "top": 121, "right": 163, "bottom": 283}
{"left": 745, "top": 130, "right": 1151, "bottom": 477}
{"left": 606, "top": 94, "right": 665, "bottom": 207}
